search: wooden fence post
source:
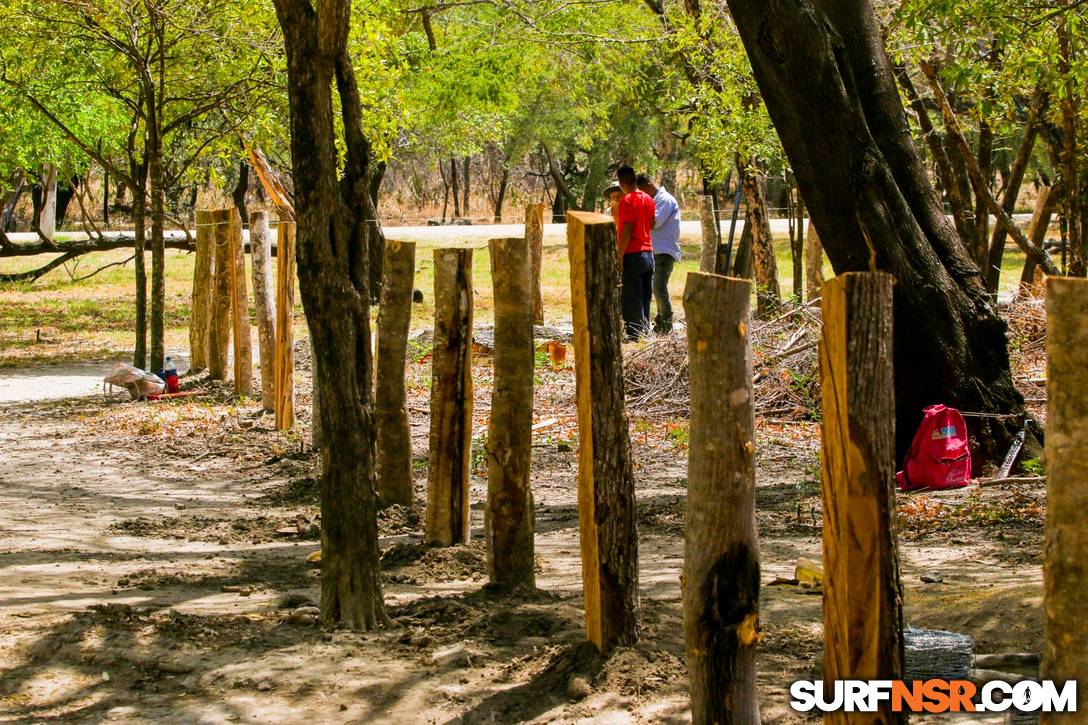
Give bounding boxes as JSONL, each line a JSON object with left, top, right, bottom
{"left": 819, "top": 272, "right": 905, "bottom": 724}
{"left": 228, "top": 208, "right": 253, "bottom": 396}
{"left": 208, "top": 208, "right": 232, "bottom": 380}
{"left": 1043, "top": 277, "right": 1088, "bottom": 713}
{"left": 189, "top": 208, "right": 214, "bottom": 372}
{"left": 250, "top": 210, "right": 276, "bottom": 410}
{"left": 567, "top": 210, "right": 639, "bottom": 651}
{"left": 274, "top": 220, "right": 296, "bottom": 430}
{"left": 525, "top": 203, "right": 546, "bottom": 325}
{"left": 683, "top": 272, "right": 760, "bottom": 724}
{"left": 375, "top": 240, "right": 417, "bottom": 508}
{"left": 699, "top": 196, "right": 719, "bottom": 273}
{"left": 426, "top": 248, "right": 474, "bottom": 546}
{"left": 486, "top": 237, "right": 535, "bottom": 590}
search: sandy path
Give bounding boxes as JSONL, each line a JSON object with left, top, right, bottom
{"left": 0, "top": 385, "right": 1042, "bottom": 724}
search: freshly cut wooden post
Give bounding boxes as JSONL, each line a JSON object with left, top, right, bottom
{"left": 426, "top": 248, "right": 474, "bottom": 546}
{"left": 250, "top": 210, "right": 276, "bottom": 410}
{"left": 819, "top": 272, "right": 905, "bottom": 724}
{"left": 567, "top": 210, "right": 639, "bottom": 651}
{"left": 1043, "top": 277, "right": 1088, "bottom": 715}
{"left": 485, "top": 237, "right": 535, "bottom": 590}
{"left": 189, "top": 209, "right": 215, "bottom": 371}
{"left": 228, "top": 208, "right": 253, "bottom": 395}
{"left": 682, "top": 272, "right": 760, "bottom": 725}
{"left": 208, "top": 208, "right": 233, "bottom": 380}
{"left": 699, "top": 196, "right": 719, "bottom": 273}
{"left": 804, "top": 220, "right": 824, "bottom": 302}
{"left": 375, "top": 240, "right": 416, "bottom": 508}
{"left": 525, "top": 203, "right": 546, "bottom": 325}
{"left": 274, "top": 220, "right": 296, "bottom": 430}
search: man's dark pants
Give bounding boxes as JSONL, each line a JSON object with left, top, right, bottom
{"left": 652, "top": 253, "right": 675, "bottom": 333}
{"left": 621, "top": 251, "right": 654, "bottom": 340}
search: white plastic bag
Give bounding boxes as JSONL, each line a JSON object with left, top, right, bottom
{"left": 103, "top": 363, "right": 165, "bottom": 400}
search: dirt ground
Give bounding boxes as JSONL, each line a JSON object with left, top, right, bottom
{"left": 0, "top": 301, "right": 1048, "bottom": 724}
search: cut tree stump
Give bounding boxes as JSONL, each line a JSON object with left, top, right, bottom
{"left": 525, "top": 203, "right": 546, "bottom": 325}
{"left": 682, "top": 272, "right": 760, "bottom": 725}
{"left": 375, "top": 239, "right": 416, "bottom": 509}
{"left": 567, "top": 210, "right": 639, "bottom": 651}
{"left": 274, "top": 220, "right": 296, "bottom": 430}
{"left": 819, "top": 272, "right": 905, "bottom": 724}
{"left": 699, "top": 196, "right": 719, "bottom": 274}
{"left": 426, "top": 248, "right": 474, "bottom": 546}
{"left": 208, "top": 208, "right": 232, "bottom": 381}
{"left": 485, "top": 237, "right": 535, "bottom": 590}
{"left": 228, "top": 208, "right": 253, "bottom": 396}
{"left": 189, "top": 209, "right": 215, "bottom": 372}
{"left": 250, "top": 210, "right": 276, "bottom": 410}
{"left": 1043, "top": 277, "right": 1088, "bottom": 717}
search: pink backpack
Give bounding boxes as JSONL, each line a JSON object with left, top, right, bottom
{"left": 896, "top": 405, "right": 971, "bottom": 491}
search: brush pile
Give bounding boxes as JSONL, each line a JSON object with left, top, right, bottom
{"left": 1002, "top": 292, "right": 1047, "bottom": 416}
{"left": 623, "top": 302, "right": 823, "bottom": 420}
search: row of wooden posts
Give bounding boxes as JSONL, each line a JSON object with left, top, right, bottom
{"left": 189, "top": 207, "right": 296, "bottom": 429}
{"left": 566, "top": 211, "right": 1086, "bottom": 721}
{"left": 188, "top": 204, "right": 1085, "bottom": 721}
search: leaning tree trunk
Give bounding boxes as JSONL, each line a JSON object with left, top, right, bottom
{"left": 273, "top": 0, "right": 387, "bottom": 630}
{"left": 721, "top": 0, "right": 1025, "bottom": 457}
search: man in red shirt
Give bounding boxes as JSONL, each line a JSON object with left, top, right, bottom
{"left": 615, "top": 165, "right": 656, "bottom": 340}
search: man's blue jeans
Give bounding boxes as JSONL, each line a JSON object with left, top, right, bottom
{"left": 622, "top": 251, "right": 654, "bottom": 340}
{"left": 653, "top": 253, "right": 675, "bottom": 333}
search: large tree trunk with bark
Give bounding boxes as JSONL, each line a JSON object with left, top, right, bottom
{"left": 273, "top": 0, "right": 387, "bottom": 629}
{"left": 721, "top": 0, "right": 1026, "bottom": 457}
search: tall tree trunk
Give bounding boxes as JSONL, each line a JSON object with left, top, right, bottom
{"left": 439, "top": 158, "right": 450, "bottom": 223}
{"left": 131, "top": 182, "right": 148, "bottom": 370}
{"left": 232, "top": 159, "right": 250, "bottom": 225}
{"left": 364, "top": 164, "right": 386, "bottom": 303}
{"left": 721, "top": 0, "right": 1025, "bottom": 457}
{"left": 1, "top": 170, "right": 25, "bottom": 232}
{"left": 37, "top": 164, "right": 57, "bottom": 241}
{"left": 102, "top": 168, "right": 110, "bottom": 228}
{"left": 971, "top": 119, "right": 993, "bottom": 267}
{"left": 147, "top": 120, "right": 166, "bottom": 374}
{"left": 1057, "top": 18, "right": 1083, "bottom": 276}
{"left": 451, "top": 157, "right": 461, "bottom": 218}
{"left": 461, "top": 156, "right": 470, "bottom": 217}
{"left": 493, "top": 165, "right": 509, "bottom": 223}
{"left": 789, "top": 186, "right": 804, "bottom": 301}
{"left": 893, "top": 65, "right": 974, "bottom": 247}
{"left": 986, "top": 89, "right": 1044, "bottom": 291}
{"left": 738, "top": 158, "right": 781, "bottom": 315}
{"left": 273, "top": 0, "right": 387, "bottom": 629}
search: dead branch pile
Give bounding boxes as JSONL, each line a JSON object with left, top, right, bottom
{"left": 623, "top": 302, "right": 823, "bottom": 420}
{"left": 1002, "top": 294, "right": 1047, "bottom": 408}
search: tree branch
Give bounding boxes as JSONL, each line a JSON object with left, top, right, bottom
{"left": 920, "top": 62, "right": 1059, "bottom": 276}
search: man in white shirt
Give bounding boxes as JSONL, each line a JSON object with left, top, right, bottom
{"left": 637, "top": 175, "right": 681, "bottom": 334}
